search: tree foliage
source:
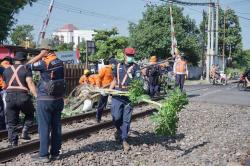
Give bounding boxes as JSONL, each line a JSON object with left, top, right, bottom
{"left": 10, "top": 24, "right": 34, "bottom": 45}
{"left": 0, "top": 0, "right": 37, "bottom": 43}
{"left": 55, "top": 42, "right": 74, "bottom": 52}
{"left": 200, "top": 8, "right": 242, "bottom": 61}
{"left": 91, "top": 28, "right": 129, "bottom": 61}
{"left": 129, "top": 4, "right": 201, "bottom": 65}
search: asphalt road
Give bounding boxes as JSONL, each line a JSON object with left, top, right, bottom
{"left": 185, "top": 83, "right": 250, "bottom": 106}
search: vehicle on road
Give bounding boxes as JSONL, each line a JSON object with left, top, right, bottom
{"left": 210, "top": 71, "right": 227, "bottom": 85}
{"left": 237, "top": 74, "right": 248, "bottom": 91}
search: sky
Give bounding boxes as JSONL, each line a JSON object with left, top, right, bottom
{"left": 14, "top": 0, "right": 250, "bottom": 49}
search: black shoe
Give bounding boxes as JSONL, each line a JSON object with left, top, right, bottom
{"left": 21, "top": 128, "right": 31, "bottom": 140}
{"left": 96, "top": 118, "right": 101, "bottom": 123}
{"left": 8, "top": 142, "right": 18, "bottom": 148}
{"left": 31, "top": 154, "right": 50, "bottom": 163}
{"left": 21, "top": 133, "right": 31, "bottom": 140}
{"left": 50, "top": 155, "right": 60, "bottom": 160}
{"left": 114, "top": 131, "right": 122, "bottom": 142}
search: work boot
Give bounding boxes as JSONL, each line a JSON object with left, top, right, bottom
{"left": 21, "top": 127, "right": 31, "bottom": 140}
{"left": 122, "top": 140, "right": 130, "bottom": 153}
{"left": 114, "top": 130, "right": 122, "bottom": 142}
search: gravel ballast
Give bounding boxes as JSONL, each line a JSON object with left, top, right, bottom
{"left": 5, "top": 101, "right": 250, "bottom": 166}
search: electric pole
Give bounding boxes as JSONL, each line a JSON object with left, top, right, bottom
{"left": 215, "top": 0, "right": 219, "bottom": 58}
{"left": 206, "top": 0, "right": 212, "bottom": 81}
{"left": 222, "top": 8, "right": 226, "bottom": 72}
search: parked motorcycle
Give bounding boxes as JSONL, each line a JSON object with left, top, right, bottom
{"left": 210, "top": 71, "right": 227, "bottom": 85}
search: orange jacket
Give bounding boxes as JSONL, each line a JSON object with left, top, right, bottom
{"left": 98, "top": 65, "right": 113, "bottom": 87}
{"left": 79, "top": 74, "right": 100, "bottom": 87}
{"left": 79, "top": 75, "right": 89, "bottom": 85}
{"left": 89, "top": 74, "right": 100, "bottom": 87}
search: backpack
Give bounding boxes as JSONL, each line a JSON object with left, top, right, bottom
{"left": 44, "top": 56, "right": 66, "bottom": 97}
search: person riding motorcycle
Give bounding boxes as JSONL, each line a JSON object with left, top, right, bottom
{"left": 243, "top": 67, "right": 250, "bottom": 87}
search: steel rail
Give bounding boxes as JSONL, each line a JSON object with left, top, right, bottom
{"left": 0, "top": 108, "right": 156, "bottom": 163}
{"left": 0, "top": 109, "right": 110, "bottom": 141}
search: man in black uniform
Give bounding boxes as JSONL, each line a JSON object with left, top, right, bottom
{"left": 146, "top": 56, "right": 161, "bottom": 97}
{"left": 3, "top": 52, "right": 37, "bottom": 147}
{"left": 109, "top": 47, "right": 139, "bottom": 152}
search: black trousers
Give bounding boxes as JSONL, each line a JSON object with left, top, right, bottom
{"left": 0, "top": 92, "right": 5, "bottom": 130}
{"left": 5, "top": 92, "right": 35, "bottom": 143}
{"left": 96, "top": 95, "right": 108, "bottom": 121}
{"left": 175, "top": 74, "right": 185, "bottom": 91}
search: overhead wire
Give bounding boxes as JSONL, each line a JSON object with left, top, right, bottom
{"left": 36, "top": 0, "right": 134, "bottom": 23}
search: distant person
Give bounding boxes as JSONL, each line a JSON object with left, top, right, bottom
{"left": 243, "top": 67, "right": 250, "bottom": 87}
{"left": 173, "top": 55, "right": 188, "bottom": 91}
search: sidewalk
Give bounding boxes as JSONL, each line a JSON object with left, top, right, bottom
{"left": 185, "top": 80, "right": 209, "bottom": 86}
{"left": 185, "top": 79, "right": 238, "bottom": 86}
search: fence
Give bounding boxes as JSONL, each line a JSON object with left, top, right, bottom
{"left": 64, "top": 64, "right": 84, "bottom": 95}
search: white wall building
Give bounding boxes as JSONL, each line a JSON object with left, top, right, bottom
{"left": 52, "top": 24, "right": 95, "bottom": 48}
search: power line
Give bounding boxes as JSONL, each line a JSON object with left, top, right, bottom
{"left": 36, "top": 1, "right": 134, "bottom": 23}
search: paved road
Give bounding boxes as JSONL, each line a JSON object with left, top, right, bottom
{"left": 185, "top": 83, "right": 250, "bottom": 106}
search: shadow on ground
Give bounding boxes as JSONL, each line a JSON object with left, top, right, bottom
{"left": 60, "top": 131, "right": 207, "bottom": 160}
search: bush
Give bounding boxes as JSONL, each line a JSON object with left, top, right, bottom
{"left": 151, "top": 89, "right": 188, "bottom": 136}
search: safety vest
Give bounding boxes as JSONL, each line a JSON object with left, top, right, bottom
{"left": 175, "top": 60, "right": 187, "bottom": 73}
{"left": 6, "top": 65, "right": 29, "bottom": 91}
{"left": 116, "top": 63, "right": 134, "bottom": 89}
{"left": 38, "top": 53, "right": 65, "bottom": 99}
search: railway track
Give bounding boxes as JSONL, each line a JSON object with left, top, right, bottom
{"left": 0, "top": 87, "right": 210, "bottom": 142}
{"left": 0, "top": 109, "right": 110, "bottom": 141}
{"left": 0, "top": 108, "right": 156, "bottom": 163}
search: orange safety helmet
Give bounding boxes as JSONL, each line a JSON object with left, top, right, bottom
{"left": 149, "top": 56, "right": 157, "bottom": 63}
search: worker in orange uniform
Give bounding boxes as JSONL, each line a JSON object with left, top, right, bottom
{"left": 79, "top": 69, "right": 100, "bottom": 87}
{"left": 173, "top": 55, "right": 188, "bottom": 91}
{"left": 96, "top": 60, "right": 113, "bottom": 123}
{"left": 0, "top": 56, "right": 12, "bottom": 130}
{"left": 79, "top": 69, "right": 91, "bottom": 85}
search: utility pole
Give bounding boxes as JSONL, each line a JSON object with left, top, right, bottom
{"left": 206, "top": 0, "right": 212, "bottom": 81}
{"left": 202, "top": 10, "right": 206, "bottom": 79}
{"left": 211, "top": 3, "right": 215, "bottom": 66}
{"left": 222, "top": 8, "right": 226, "bottom": 72}
{"left": 215, "top": 0, "right": 219, "bottom": 59}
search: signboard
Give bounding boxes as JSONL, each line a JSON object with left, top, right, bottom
{"left": 86, "top": 40, "right": 96, "bottom": 55}
{"left": 56, "top": 51, "right": 78, "bottom": 64}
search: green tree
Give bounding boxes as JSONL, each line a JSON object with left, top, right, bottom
{"left": 129, "top": 4, "right": 201, "bottom": 65}
{"left": 56, "top": 42, "right": 74, "bottom": 51}
{"left": 91, "top": 28, "right": 129, "bottom": 61}
{"left": 200, "top": 8, "right": 242, "bottom": 63}
{"left": 0, "top": 0, "right": 38, "bottom": 43}
{"left": 10, "top": 24, "right": 34, "bottom": 45}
